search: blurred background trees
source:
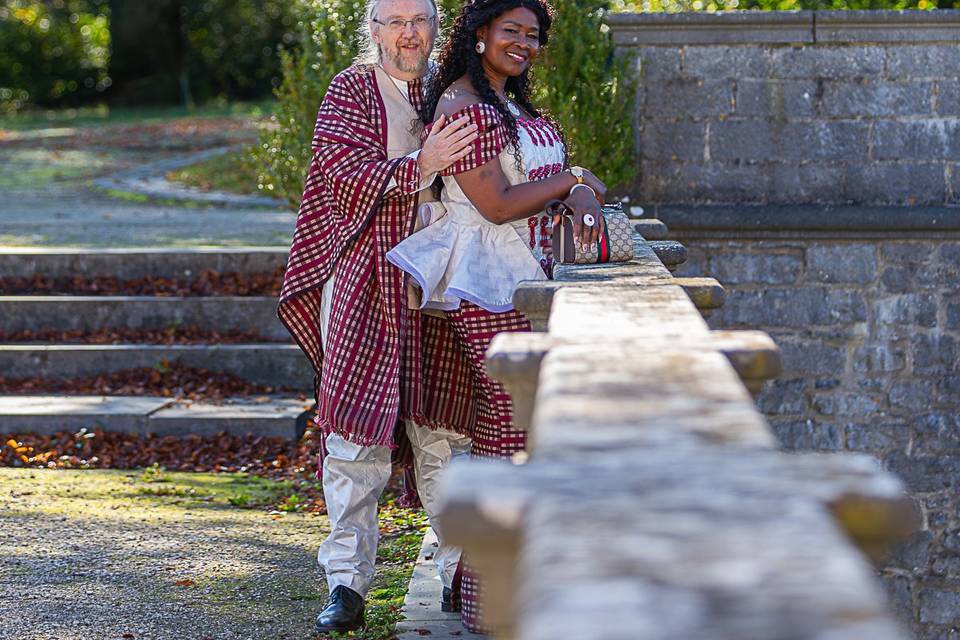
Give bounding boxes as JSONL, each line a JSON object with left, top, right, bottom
{"left": 3, "top": 0, "right": 956, "bottom": 198}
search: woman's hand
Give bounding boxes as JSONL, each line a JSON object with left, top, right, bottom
{"left": 580, "top": 169, "right": 607, "bottom": 205}
{"left": 417, "top": 114, "right": 479, "bottom": 176}
{"left": 564, "top": 187, "right": 604, "bottom": 247}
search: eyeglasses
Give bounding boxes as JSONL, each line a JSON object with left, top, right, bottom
{"left": 372, "top": 14, "right": 435, "bottom": 31}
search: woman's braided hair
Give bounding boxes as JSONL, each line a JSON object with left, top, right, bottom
{"left": 419, "top": 0, "right": 566, "bottom": 172}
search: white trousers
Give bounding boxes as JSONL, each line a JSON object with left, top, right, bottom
{"left": 316, "top": 274, "right": 471, "bottom": 596}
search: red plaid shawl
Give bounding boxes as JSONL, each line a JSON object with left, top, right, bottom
{"left": 278, "top": 65, "right": 475, "bottom": 447}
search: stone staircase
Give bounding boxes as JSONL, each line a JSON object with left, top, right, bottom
{"left": 0, "top": 248, "right": 314, "bottom": 438}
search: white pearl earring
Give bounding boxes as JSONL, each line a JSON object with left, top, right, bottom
{"left": 475, "top": 41, "right": 485, "bottom": 54}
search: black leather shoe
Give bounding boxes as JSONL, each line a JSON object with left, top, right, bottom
{"left": 441, "top": 586, "right": 461, "bottom": 613}
{"left": 315, "top": 585, "right": 365, "bottom": 634}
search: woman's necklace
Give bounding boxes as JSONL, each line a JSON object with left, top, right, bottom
{"left": 505, "top": 99, "right": 521, "bottom": 117}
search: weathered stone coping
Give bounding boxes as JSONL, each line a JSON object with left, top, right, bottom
{"left": 607, "top": 9, "right": 960, "bottom": 45}
{"left": 644, "top": 204, "right": 960, "bottom": 239}
{"left": 437, "top": 230, "right": 916, "bottom": 638}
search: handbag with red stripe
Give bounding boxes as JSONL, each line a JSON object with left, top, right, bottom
{"left": 548, "top": 200, "right": 634, "bottom": 265}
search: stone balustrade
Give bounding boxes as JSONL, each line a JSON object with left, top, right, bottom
{"left": 436, "top": 221, "right": 918, "bottom": 639}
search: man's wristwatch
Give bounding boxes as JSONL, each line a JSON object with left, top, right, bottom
{"left": 570, "top": 166, "right": 584, "bottom": 184}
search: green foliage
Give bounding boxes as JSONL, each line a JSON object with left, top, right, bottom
{"left": 0, "top": 0, "right": 110, "bottom": 114}
{"left": 251, "top": 0, "right": 366, "bottom": 208}
{"left": 252, "top": 0, "right": 637, "bottom": 207}
{"left": 534, "top": 0, "right": 637, "bottom": 192}
{"left": 178, "top": 0, "right": 300, "bottom": 103}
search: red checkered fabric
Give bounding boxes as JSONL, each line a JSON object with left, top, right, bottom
{"left": 278, "top": 65, "right": 474, "bottom": 448}
{"left": 426, "top": 104, "right": 508, "bottom": 176}
{"left": 441, "top": 301, "right": 530, "bottom": 633}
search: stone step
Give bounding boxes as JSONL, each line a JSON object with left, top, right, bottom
{"left": 0, "top": 395, "right": 313, "bottom": 438}
{"left": 0, "top": 247, "right": 287, "bottom": 280}
{"left": 0, "top": 344, "right": 313, "bottom": 390}
{"left": 1, "top": 296, "right": 288, "bottom": 339}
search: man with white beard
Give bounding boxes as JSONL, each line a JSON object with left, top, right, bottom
{"left": 277, "top": 0, "right": 480, "bottom": 633}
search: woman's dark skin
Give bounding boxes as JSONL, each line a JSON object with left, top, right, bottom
{"left": 433, "top": 7, "right": 607, "bottom": 247}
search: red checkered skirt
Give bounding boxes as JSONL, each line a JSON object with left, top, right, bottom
{"left": 441, "top": 301, "right": 530, "bottom": 633}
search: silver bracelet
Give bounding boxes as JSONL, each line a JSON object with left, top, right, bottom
{"left": 569, "top": 183, "right": 597, "bottom": 199}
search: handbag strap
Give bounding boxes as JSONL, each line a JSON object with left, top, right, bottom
{"left": 545, "top": 199, "right": 574, "bottom": 218}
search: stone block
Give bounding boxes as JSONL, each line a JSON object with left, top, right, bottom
{"left": 948, "top": 302, "right": 960, "bottom": 331}
{"left": 881, "top": 575, "right": 913, "bottom": 624}
{"left": 758, "top": 377, "right": 807, "bottom": 415}
{"left": 683, "top": 46, "right": 770, "bottom": 78}
{"left": 853, "top": 344, "right": 906, "bottom": 374}
{"left": 919, "top": 589, "right": 960, "bottom": 625}
{"left": 886, "top": 45, "right": 960, "bottom": 79}
{"left": 645, "top": 78, "right": 735, "bottom": 118}
{"left": 913, "top": 413, "right": 960, "bottom": 455}
{"left": 636, "top": 47, "right": 682, "bottom": 81}
{"left": 777, "top": 339, "right": 847, "bottom": 376}
{"left": 0, "top": 344, "right": 314, "bottom": 390}
{"left": 806, "top": 243, "right": 878, "bottom": 284}
{"left": 846, "top": 163, "right": 948, "bottom": 206}
{"left": 0, "top": 295, "right": 289, "bottom": 340}
{"left": 641, "top": 162, "right": 771, "bottom": 204}
{"left": 720, "top": 288, "right": 866, "bottom": 329}
{"left": 770, "top": 418, "right": 843, "bottom": 451}
{"left": 881, "top": 267, "right": 914, "bottom": 293}
{"left": 940, "top": 243, "right": 960, "bottom": 270}
{"left": 875, "top": 294, "right": 938, "bottom": 328}
{"left": 0, "top": 247, "right": 287, "bottom": 280}
{"left": 781, "top": 121, "right": 871, "bottom": 162}
{"left": 845, "top": 421, "right": 910, "bottom": 456}
{"left": 769, "top": 163, "right": 846, "bottom": 204}
{"left": 884, "top": 452, "right": 959, "bottom": 493}
{"left": 937, "top": 80, "right": 960, "bottom": 116}
{"left": 734, "top": 79, "right": 819, "bottom": 119}
{"left": 931, "top": 556, "right": 960, "bottom": 577}
{"left": 770, "top": 45, "right": 885, "bottom": 79}
{"left": 813, "top": 392, "right": 881, "bottom": 418}
{"left": 882, "top": 242, "right": 933, "bottom": 268}
{"left": 912, "top": 334, "right": 957, "bottom": 376}
{"left": 940, "top": 376, "right": 960, "bottom": 406}
{"left": 887, "top": 379, "right": 938, "bottom": 414}
{"left": 888, "top": 530, "right": 933, "bottom": 574}
{"left": 147, "top": 397, "right": 311, "bottom": 438}
{"left": 874, "top": 120, "right": 960, "bottom": 161}
{"left": 640, "top": 120, "right": 705, "bottom": 162}
{"left": 711, "top": 119, "right": 775, "bottom": 161}
{"left": 819, "top": 80, "right": 934, "bottom": 118}
{"left": 0, "top": 395, "right": 174, "bottom": 435}
{"left": 708, "top": 250, "right": 803, "bottom": 285}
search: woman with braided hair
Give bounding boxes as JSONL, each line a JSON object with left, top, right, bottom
{"left": 386, "top": 0, "right": 607, "bottom": 631}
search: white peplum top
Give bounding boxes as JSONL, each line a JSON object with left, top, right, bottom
{"left": 386, "top": 103, "right": 567, "bottom": 313}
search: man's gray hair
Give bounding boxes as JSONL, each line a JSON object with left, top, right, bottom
{"left": 354, "top": 0, "right": 442, "bottom": 66}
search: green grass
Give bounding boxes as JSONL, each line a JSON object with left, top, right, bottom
{"left": 165, "top": 150, "right": 263, "bottom": 196}
{"left": 0, "top": 149, "right": 115, "bottom": 189}
{"left": 0, "top": 99, "right": 275, "bottom": 131}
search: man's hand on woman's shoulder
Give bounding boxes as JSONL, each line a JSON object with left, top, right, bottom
{"left": 418, "top": 113, "right": 480, "bottom": 176}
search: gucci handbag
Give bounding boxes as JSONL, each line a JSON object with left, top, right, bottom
{"left": 549, "top": 200, "right": 635, "bottom": 265}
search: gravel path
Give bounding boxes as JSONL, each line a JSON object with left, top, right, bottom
{"left": 1, "top": 468, "right": 328, "bottom": 640}
{"left": 0, "top": 126, "right": 294, "bottom": 249}
{"left": 0, "top": 184, "right": 295, "bottom": 248}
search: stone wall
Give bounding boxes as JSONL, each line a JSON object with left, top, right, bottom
{"left": 610, "top": 10, "right": 960, "bottom": 639}
{"left": 672, "top": 232, "right": 959, "bottom": 637}
{"left": 610, "top": 10, "right": 960, "bottom": 206}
